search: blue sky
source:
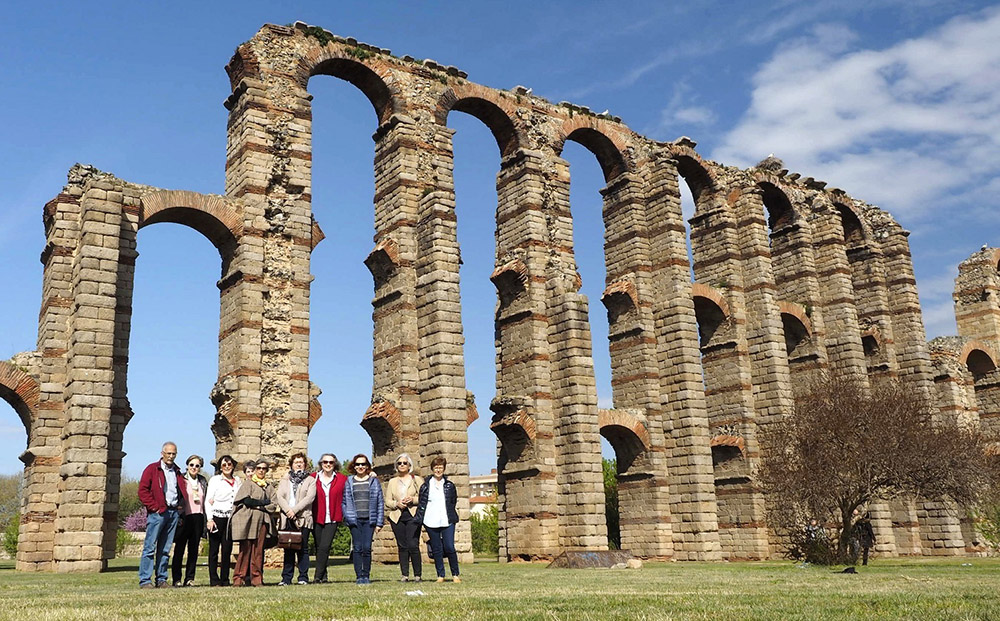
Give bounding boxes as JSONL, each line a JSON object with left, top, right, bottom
{"left": 1, "top": 1, "right": 998, "bottom": 477}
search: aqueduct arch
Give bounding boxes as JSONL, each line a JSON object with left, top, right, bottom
{"left": 10, "top": 21, "right": 998, "bottom": 570}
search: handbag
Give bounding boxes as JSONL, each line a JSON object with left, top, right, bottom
{"left": 277, "top": 530, "right": 303, "bottom": 550}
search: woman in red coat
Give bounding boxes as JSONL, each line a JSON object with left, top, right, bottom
{"left": 311, "top": 453, "right": 347, "bottom": 583}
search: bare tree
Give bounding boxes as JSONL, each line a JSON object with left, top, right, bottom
{"left": 758, "top": 372, "right": 996, "bottom": 563}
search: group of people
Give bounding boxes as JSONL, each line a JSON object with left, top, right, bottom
{"left": 137, "top": 442, "right": 462, "bottom": 588}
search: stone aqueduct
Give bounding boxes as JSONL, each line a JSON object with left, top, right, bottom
{"left": 6, "top": 23, "right": 1000, "bottom": 571}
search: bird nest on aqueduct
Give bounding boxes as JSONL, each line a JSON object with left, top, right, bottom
{"left": 6, "top": 22, "right": 1000, "bottom": 572}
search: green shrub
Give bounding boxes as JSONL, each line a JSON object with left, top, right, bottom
{"left": 331, "top": 524, "right": 352, "bottom": 556}
{"left": 3, "top": 513, "right": 19, "bottom": 558}
{"left": 470, "top": 504, "right": 499, "bottom": 556}
{"left": 115, "top": 526, "right": 130, "bottom": 557}
{"left": 603, "top": 458, "right": 620, "bottom": 549}
{"left": 117, "top": 476, "right": 141, "bottom": 524}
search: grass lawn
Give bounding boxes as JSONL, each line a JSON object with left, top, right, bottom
{"left": 1, "top": 556, "right": 999, "bottom": 620}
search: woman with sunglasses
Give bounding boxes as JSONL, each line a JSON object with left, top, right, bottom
{"left": 205, "top": 455, "right": 238, "bottom": 586}
{"left": 171, "top": 454, "right": 208, "bottom": 586}
{"left": 341, "top": 453, "right": 384, "bottom": 585}
{"left": 384, "top": 453, "right": 423, "bottom": 582}
{"left": 231, "top": 459, "right": 277, "bottom": 587}
{"left": 312, "top": 453, "right": 346, "bottom": 584}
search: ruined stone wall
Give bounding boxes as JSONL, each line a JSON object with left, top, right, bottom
{"left": 7, "top": 21, "right": 994, "bottom": 570}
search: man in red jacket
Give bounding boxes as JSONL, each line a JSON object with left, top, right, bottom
{"left": 138, "top": 441, "right": 187, "bottom": 588}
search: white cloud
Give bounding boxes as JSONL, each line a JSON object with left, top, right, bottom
{"left": 712, "top": 7, "right": 1000, "bottom": 223}
{"left": 648, "top": 82, "right": 718, "bottom": 138}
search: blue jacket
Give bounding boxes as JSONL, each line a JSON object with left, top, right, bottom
{"left": 341, "top": 475, "right": 385, "bottom": 527}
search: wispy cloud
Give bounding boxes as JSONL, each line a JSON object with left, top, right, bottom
{"left": 646, "top": 81, "right": 718, "bottom": 139}
{"left": 712, "top": 6, "right": 1000, "bottom": 224}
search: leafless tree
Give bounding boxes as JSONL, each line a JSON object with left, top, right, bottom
{"left": 758, "top": 372, "right": 996, "bottom": 563}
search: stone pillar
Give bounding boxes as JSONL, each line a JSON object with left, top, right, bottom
{"left": 18, "top": 173, "right": 88, "bottom": 571}
{"left": 411, "top": 119, "right": 473, "bottom": 562}
{"left": 954, "top": 248, "right": 1000, "bottom": 344}
{"left": 845, "top": 238, "right": 897, "bottom": 379}
{"left": 365, "top": 115, "right": 423, "bottom": 473}
{"left": 643, "top": 155, "right": 725, "bottom": 560}
{"left": 808, "top": 199, "right": 868, "bottom": 377}
{"left": 53, "top": 177, "right": 129, "bottom": 572}
{"left": 223, "top": 70, "right": 314, "bottom": 466}
{"left": 875, "top": 219, "right": 963, "bottom": 552}
{"left": 491, "top": 149, "right": 561, "bottom": 560}
{"left": 544, "top": 153, "right": 607, "bottom": 552}
{"left": 598, "top": 168, "right": 675, "bottom": 559}
{"left": 688, "top": 183, "right": 764, "bottom": 560}
{"left": 766, "top": 197, "right": 829, "bottom": 390}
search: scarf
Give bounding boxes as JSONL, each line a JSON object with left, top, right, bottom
{"left": 289, "top": 470, "right": 310, "bottom": 496}
{"left": 184, "top": 473, "right": 202, "bottom": 501}
{"left": 251, "top": 473, "right": 268, "bottom": 488}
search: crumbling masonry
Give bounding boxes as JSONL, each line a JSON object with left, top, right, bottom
{"left": 6, "top": 23, "right": 998, "bottom": 571}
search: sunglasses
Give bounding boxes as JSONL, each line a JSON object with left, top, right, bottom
{"left": 320, "top": 460, "right": 335, "bottom": 465}
{"left": 188, "top": 463, "right": 202, "bottom": 468}
{"left": 355, "top": 463, "right": 369, "bottom": 468}
{"left": 396, "top": 461, "right": 409, "bottom": 466}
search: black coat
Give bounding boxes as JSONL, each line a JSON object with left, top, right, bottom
{"left": 413, "top": 476, "right": 459, "bottom": 525}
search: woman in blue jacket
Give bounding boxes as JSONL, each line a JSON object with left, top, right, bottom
{"left": 341, "top": 453, "right": 384, "bottom": 585}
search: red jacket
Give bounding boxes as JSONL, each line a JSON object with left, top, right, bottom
{"left": 312, "top": 472, "right": 347, "bottom": 524}
{"left": 138, "top": 460, "right": 188, "bottom": 515}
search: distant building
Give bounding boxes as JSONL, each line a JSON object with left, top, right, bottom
{"left": 469, "top": 469, "right": 498, "bottom": 517}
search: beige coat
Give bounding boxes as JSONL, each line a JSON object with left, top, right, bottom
{"left": 384, "top": 474, "right": 423, "bottom": 524}
{"left": 276, "top": 473, "right": 317, "bottom": 530}
{"left": 230, "top": 479, "right": 277, "bottom": 541}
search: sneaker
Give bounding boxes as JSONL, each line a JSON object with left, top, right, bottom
{"left": 278, "top": 581, "right": 290, "bottom": 587}
{"left": 156, "top": 581, "right": 171, "bottom": 589}
{"left": 399, "top": 576, "right": 409, "bottom": 582}
{"left": 413, "top": 576, "right": 422, "bottom": 583}
{"left": 453, "top": 576, "right": 462, "bottom": 583}
{"left": 185, "top": 580, "right": 195, "bottom": 587}
{"left": 436, "top": 577, "right": 445, "bottom": 583}
{"left": 140, "top": 583, "right": 155, "bottom": 589}
{"left": 297, "top": 580, "right": 309, "bottom": 585}
{"left": 173, "top": 581, "right": 182, "bottom": 587}
{"left": 356, "top": 578, "right": 365, "bottom": 586}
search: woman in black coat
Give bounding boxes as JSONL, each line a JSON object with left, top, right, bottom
{"left": 413, "top": 456, "right": 460, "bottom": 583}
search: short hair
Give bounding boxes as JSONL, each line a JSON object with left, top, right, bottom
{"left": 288, "top": 452, "right": 308, "bottom": 468}
{"left": 161, "top": 442, "right": 177, "bottom": 452}
{"left": 430, "top": 456, "right": 447, "bottom": 469}
{"left": 318, "top": 453, "right": 341, "bottom": 472}
{"left": 242, "top": 460, "right": 257, "bottom": 473}
{"left": 347, "top": 453, "right": 371, "bottom": 472}
{"left": 395, "top": 453, "right": 417, "bottom": 474}
{"left": 185, "top": 455, "right": 203, "bottom": 468}
{"left": 254, "top": 458, "right": 270, "bottom": 469}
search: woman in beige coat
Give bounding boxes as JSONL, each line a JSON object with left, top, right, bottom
{"left": 384, "top": 453, "right": 424, "bottom": 581}
{"left": 275, "top": 452, "right": 317, "bottom": 585}
{"left": 230, "top": 459, "right": 277, "bottom": 587}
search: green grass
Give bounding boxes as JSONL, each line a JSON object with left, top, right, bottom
{"left": 2, "top": 557, "right": 1000, "bottom": 620}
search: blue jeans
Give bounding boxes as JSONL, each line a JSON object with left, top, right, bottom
{"left": 139, "top": 508, "right": 180, "bottom": 586}
{"left": 348, "top": 519, "right": 375, "bottom": 580}
{"left": 281, "top": 526, "right": 311, "bottom": 584}
{"left": 425, "top": 523, "right": 459, "bottom": 578}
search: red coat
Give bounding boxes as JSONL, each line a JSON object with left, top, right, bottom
{"left": 312, "top": 472, "right": 347, "bottom": 524}
{"left": 138, "top": 460, "right": 188, "bottom": 515}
